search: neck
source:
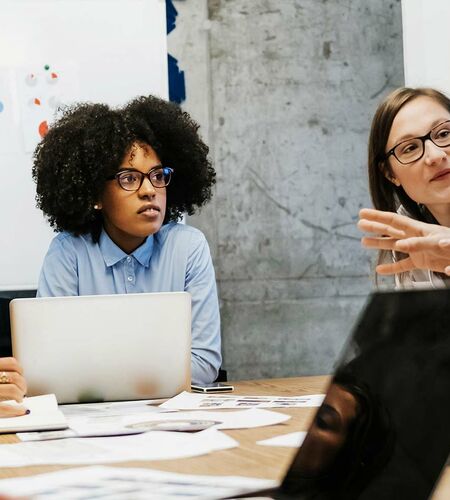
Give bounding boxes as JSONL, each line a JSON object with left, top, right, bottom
{"left": 102, "top": 224, "right": 147, "bottom": 254}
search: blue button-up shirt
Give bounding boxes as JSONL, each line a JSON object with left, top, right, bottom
{"left": 37, "top": 223, "right": 222, "bottom": 384}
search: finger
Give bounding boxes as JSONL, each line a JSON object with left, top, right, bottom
{"left": 359, "top": 209, "right": 425, "bottom": 235}
{"left": 358, "top": 219, "right": 406, "bottom": 239}
{"left": 0, "top": 357, "right": 23, "bottom": 375}
{"left": 359, "top": 208, "right": 398, "bottom": 223}
{"left": 359, "top": 208, "right": 402, "bottom": 228}
{"left": 361, "top": 236, "right": 398, "bottom": 251}
{"left": 0, "top": 384, "right": 25, "bottom": 403}
{"left": 16, "top": 373, "right": 27, "bottom": 395}
{"left": 375, "top": 257, "right": 415, "bottom": 275}
{"left": 395, "top": 237, "right": 440, "bottom": 253}
{"left": 0, "top": 403, "right": 29, "bottom": 418}
{"left": 0, "top": 372, "right": 26, "bottom": 396}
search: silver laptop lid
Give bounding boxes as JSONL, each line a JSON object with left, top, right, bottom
{"left": 10, "top": 292, "right": 191, "bottom": 403}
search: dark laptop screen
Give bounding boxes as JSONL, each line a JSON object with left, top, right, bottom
{"left": 281, "top": 289, "right": 450, "bottom": 500}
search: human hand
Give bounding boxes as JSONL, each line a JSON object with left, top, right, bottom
{"left": 0, "top": 357, "right": 28, "bottom": 417}
{"left": 358, "top": 208, "right": 450, "bottom": 276}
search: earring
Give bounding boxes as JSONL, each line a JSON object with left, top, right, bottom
{"left": 94, "top": 204, "right": 101, "bottom": 210}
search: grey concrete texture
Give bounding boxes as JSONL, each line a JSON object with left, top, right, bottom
{"left": 170, "top": 0, "right": 404, "bottom": 380}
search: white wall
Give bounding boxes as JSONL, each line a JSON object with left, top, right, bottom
{"left": 402, "top": 0, "right": 450, "bottom": 93}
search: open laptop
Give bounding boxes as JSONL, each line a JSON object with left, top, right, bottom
{"left": 10, "top": 292, "right": 191, "bottom": 404}
{"left": 230, "top": 288, "right": 450, "bottom": 499}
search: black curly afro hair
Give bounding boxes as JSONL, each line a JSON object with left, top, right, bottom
{"left": 32, "top": 95, "right": 215, "bottom": 241}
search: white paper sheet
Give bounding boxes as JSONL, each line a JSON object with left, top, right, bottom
{"left": 160, "top": 391, "right": 325, "bottom": 410}
{"left": 257, "top": 431, "right": 307, "bottom": 448}
{"left": 0, "top": 428, "right": 237, "bottom": 467}
{"left": 0, "top": 465, "right": 278, "bottom": 499}
{"left": 0, "top": 394, "right": 67, "bottom": 433}
{"left": 70, "top": 408, "right": 291, "bottom": 434}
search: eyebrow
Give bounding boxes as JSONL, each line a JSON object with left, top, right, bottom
{"left": 393, "top": 118, "right": 450, "bottom": 144}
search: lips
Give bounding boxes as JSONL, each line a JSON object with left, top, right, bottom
{"left": 137, "top": 204, "right": 160, "bottom": 214}
{"left": 430, "top": 169, "right": 450, "bottom": 182}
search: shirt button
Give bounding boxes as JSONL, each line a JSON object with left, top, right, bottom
{"left": 127, "top": 276, "right": 133, "bottom": 282}
{"left": 126, "top": 257, "right": 132, "bottom": 263}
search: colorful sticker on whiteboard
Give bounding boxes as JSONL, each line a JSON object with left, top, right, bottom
{"left": 17, "top": 64, "right": 80, "bottom": 152}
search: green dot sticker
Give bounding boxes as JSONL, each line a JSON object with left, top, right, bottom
{"left": 44, "top": 64, "right": 50, "bottom": 71}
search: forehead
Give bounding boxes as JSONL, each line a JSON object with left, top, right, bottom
{"left": 387, "top": 96, "right": 450, "bottom": 148}
{"left": 120, "top": 143, "right": 160, "bottom": 172}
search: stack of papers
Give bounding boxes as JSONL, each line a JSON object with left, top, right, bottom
{"left": 0, "top": 391, "right": 307, "bottom": 470}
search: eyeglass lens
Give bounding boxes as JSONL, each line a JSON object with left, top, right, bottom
{"left": 117, "top": 167, "right": 172, "bottom": 191}
{"left": 394, "top": 121, "right": 450, "bottom": 164}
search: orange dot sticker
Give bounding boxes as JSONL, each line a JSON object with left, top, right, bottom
{"left": 38, "top": 120, "right": 49, "bottom": 138}
{"left": 34, "top": 98, "right": 41, "bottom": 106}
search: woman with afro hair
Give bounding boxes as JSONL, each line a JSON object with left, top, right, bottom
{"left": 33, "top": 95, "right": 221, "bottom": 385}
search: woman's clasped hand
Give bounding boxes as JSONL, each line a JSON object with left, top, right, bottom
{"left": 0, "top": 357, "right": 28, "bottom": 417}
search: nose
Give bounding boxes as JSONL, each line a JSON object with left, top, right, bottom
{"left": 138, "top": 174, "right": 156, "bottom": 197}
{"left": 424, "top": 139, "right": 447, "bottom": 166}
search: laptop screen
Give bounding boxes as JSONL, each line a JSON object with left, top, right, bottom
{"left": 281, "top": 289, "right": 450, "bottom": 500}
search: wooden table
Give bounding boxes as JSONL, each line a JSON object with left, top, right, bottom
{"left": 0, "top": 376, "right": 448, "bottom": 498}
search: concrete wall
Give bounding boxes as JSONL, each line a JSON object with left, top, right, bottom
{"left": 168, "top": 0, "right": 404, "bottom": 380}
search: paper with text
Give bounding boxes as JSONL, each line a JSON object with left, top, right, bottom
{"left": 161, "top": 391, "right": 325, "bottom": 411}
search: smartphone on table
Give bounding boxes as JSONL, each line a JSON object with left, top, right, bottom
{"left": 191, "top": 382, "right": 234, "bottom": 393}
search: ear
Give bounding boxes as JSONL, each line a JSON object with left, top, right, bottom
{"left": 384, "top": 172, "right": 401, "bottom": 187}
{"left": 379, "top": 161, "right": 401, "bottom": 187}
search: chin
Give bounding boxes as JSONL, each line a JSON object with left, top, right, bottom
{"left": 143, "top": 221, "right": 164, "bottom": 236}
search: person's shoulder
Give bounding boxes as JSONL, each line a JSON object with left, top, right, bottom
{"left": 48, "top": 231, "right": 94, "bottom": 255}
{"left": 158, "top": 222, "right": 206, "bottom": 245}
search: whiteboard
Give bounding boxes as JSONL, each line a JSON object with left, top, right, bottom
{"left": 402, "top": 0, "right": 450, "bottom": 93}
{"left": 0, "top": 0, "right": 168, "bottom": 290}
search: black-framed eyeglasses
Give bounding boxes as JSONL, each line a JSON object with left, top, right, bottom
{"left": 384, "top": 120, "right": 450, "bottom": 165}
{"left": 106, "top": 166, "right": 173, "bottom": 192}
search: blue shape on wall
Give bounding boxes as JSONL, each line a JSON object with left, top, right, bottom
{"left": 166, "top": 0, "right": 185, "bottom": 104}
{"left": 168, "top": 53, "right": 186, "bottom": 104}
{"left": 166, "top": 0, "right": 178, "bottom": 35}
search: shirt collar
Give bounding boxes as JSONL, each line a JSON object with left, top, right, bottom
{"left": 99, "top": 229, "right": 154, "bottom": 268}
